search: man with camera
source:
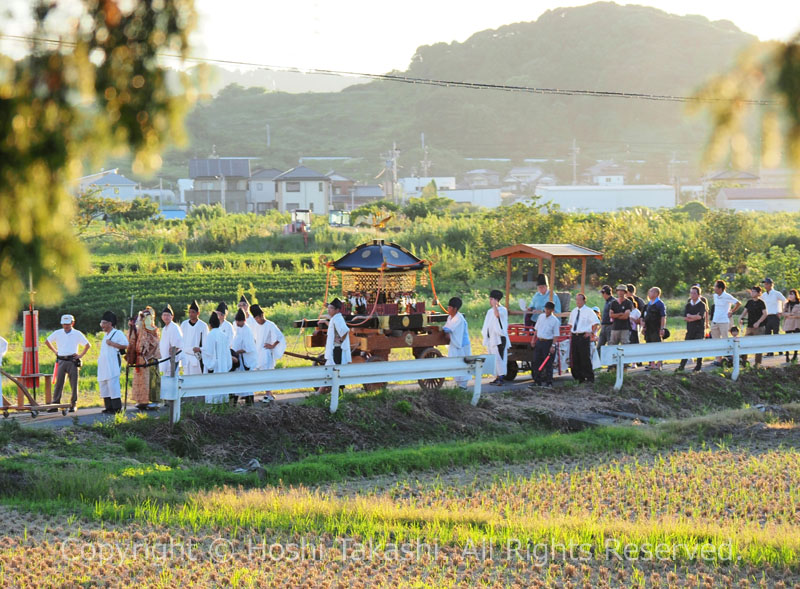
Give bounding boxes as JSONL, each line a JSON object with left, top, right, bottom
{"left": 45, "top": 314, "right": 91, "bottom": 411}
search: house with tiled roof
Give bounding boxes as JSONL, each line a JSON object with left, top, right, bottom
{"left": 274, "top": 166, "right": 331, "bottom": 213}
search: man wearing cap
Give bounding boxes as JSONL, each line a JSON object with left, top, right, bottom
{"left": 159, "top": 305, "right": 183, "bottom": 379}
{"left": 608, "top": 285, "right": 634, "bottom": 346}
{"left": 525, "top": 274, "right": 561, "bottom": 327}
{"left": 761, "top": 278, "right": 786, "bottom": 353}
{"left": 531, "top": 301, "right": 561, "bottom": 387}
{"left": 230, "top": 309, "right": 258, "bottom": 405}
{"left": 568, "top": 293, "right": 600, "bottom": 383}
{"left": 45, "top": 315, "right": 91, "bottom": 411}
{"left": 202, "top": 312, "right": 233, "bottom": 403}
{"left": 443, "top": 296, "right": 471, "bottom": 389}
{"left": 180, "top": 301, "right": 208, "bottom": 376}
{"left": 251, "top": 304, "right": 286, "bottom": 403}
{"left": 482, "top": 289, "right": 510, "bottom": 385}
{"left": 97, "top": 311, "right": 128, "bottom": 414}
{"left": 597, "top": 286, "right": 614, "bottom": 348}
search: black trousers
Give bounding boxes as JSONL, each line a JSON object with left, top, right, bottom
{"left": 532, "top": 339, "right": 554, "bottom": 384}
{"left": 570, "top": 333, "right": 593, "bottom": 382}
{"left": 765, "top": 314, "right": 780, "bottom": 336}
{"left": 679, "top": 327, "right": 705, "bottom": 369}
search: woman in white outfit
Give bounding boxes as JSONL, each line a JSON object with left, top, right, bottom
{"left": 482, "top": 289, "right": 509, "bottom": 385}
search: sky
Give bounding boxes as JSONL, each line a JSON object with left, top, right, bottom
{"left": 2, "top": 0, "right": 800, "bottom": 73}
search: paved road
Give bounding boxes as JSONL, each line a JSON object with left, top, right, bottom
{"left": 6, "top": 353, "right": 794, "bottom": 429}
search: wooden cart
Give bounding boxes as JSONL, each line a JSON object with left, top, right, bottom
{"left": 292, "top": 240, "right": 451, "bottom": 391}
{"left": 1, "top": 370, "right": 71, "bottom": 417}
{"left": 490, "top": 243, "right": 604, "bottom": 380}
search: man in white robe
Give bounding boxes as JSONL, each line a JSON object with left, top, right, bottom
{"left": 180, "top": 300, "right": 208, "bottom": 376}
{"left": 316, "top": 298, "right": 351, "bottom": 395}
{"left": 238, "top": 295, "right": 260, "bottom": 335}
{"left": 159, "top": 305, "right": 183, "bottom": 378}
{"left": 231, "top": 308, "right": 258, "bottom": 405}
{"left": 481, "top": 289, "right": 509, "bottom": 385}
{"left": 202, "top": 312, "right": 232, "bottom": 403}
{"left": 97, "top": 311, "right": 129, "bottom": 414}
{"left": 252, "top": 304, "right": 286, "bottom": 403}
{"left": 443, "top": 296, "right": 471, "bottom": 389}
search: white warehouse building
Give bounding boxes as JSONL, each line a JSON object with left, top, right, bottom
{"left": 535, "top": 185, "right": 676, "bottom": 212}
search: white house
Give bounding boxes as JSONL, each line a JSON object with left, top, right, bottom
{"left": 441, "top": 188, "right": 502, "bottom": 208}
{"left": 503, "top": 167, "right": 544, "bottom": 192}
{"left": 76, "top": 169, "right": 137, "bottom": 200}
{"left": 535, "top": 185, "right": 675, "bottom": 212}
{"left": 463, "top": 169, "right": 501, "bottom": 188}
{"left": 398, "top": 176, "right": 457, "bottom": 198}
{"left": 717, "top": 188, "right": 800, "bottom": 212}
{"left": 274, "top": 165, "right": 331, "bottom": 214}
{"left": 249, "top": 168, "right": 282, "bottom": 213}
{"left": 585, "top": 161, "right": 626, "bottom": 186}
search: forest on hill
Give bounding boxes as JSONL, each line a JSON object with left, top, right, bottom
{"left": 158, "top": 2, "right": 758, "bottom": 182}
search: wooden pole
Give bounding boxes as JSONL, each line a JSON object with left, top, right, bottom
{"left": 548, "top": 259, "right": 555, "bottom": 302}
{"left": 505, "top": 256, "right": 512, "bottom": 306}
{"left": 537, "top": 258, "right": 543, "bottom": 275}
{"left": 581, "top": 258, "right": 587, "bottom": 295}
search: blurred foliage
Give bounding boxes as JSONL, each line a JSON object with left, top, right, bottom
{"left": 0, "top": 0, "right": 195, "bottom": 330}
{"left": 694, "top": 33, "right": 800, "bottom": 187}
{"left": 76, "top": 193, "right": 160, "bottom": 230}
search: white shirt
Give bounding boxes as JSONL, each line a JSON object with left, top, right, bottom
{"left": 219, "top": 320, "right": 235, "bottom": 347}
{"left": 324, "top": 313, "right": 352, "bottom": 365}
{"left": 256, "top": 319, "right": 286, "bottom": 370}
{"left": 629, "top": 308, "right": 641, "bottom": 331}
{"left": 46, "top": 328, "right": 89, "bottom": 356}
{"left": 444, "top": 312, "right": 471, "bottom": 356}
{"left": 202, "top": 328, "right": 233, "bottom": 373}
{"left": 534, "top": 313, "right": 561, "bottom": 340}
{"left": 712, "top": 291, "right": 740, "bottom": 323}
{"left": 568, "top": 305, "right": 600, "bottom": 334}
{"left": 97, "top": 329, "right": 128, "bottom": 381}
{"left": 762, "top": 289, "right": 787, "bottom": 315}
{"left": 481, "top": 305, "right": 510, "bottom": 351}
{"left": 180, "top": 319, "right": 208, "bottom": 372}
{"left": 231, "top": 323, "right": 258, "bottom": 370}
{"left": 159, "top": 321, "right": 184, "bottom": 375}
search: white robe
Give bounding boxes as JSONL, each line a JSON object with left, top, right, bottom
{"left": 256, "top": 319, "right": 286, "bottom": 370}
{"left": 180, "top": 319, "right": 208, "bottom": 376}
{"left": 97, "top": 329, "right": 129, "bottom": 398}
{"left": 324, "top": 313, "right": 351, "bottom": 365}
{"left": 202, "top": 328, "right": 233, "bottom": 403}
{"left": 444, "top": 312, "right": 471, "bottom": 387}
{"left": 481, "top": 305, "right": 510, "bottom": 377}
{"left": 245, "top": 315, "right": 259, "bottom": 336}
{"left": 219, "top": 319, "right": 235, "bottom": 347}
{"left": 232, "top": 323, "right": 258, "bottom": 370}
{"left": 159, "top": 321, "right": 184, "bottom": 376}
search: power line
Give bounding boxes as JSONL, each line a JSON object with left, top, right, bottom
{"left": 0, "top": 33, "right": 777, "bottom": 106}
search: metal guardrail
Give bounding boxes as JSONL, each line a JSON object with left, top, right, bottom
{"left": 161, "top": 354, "right": 495, "bottom": 424}
{"left": 600, "top": 333, "right": 800, "bottom": 390}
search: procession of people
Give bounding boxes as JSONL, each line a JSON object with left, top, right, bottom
{"left": 2, "top": 272, "right": 798, "bottom": 416}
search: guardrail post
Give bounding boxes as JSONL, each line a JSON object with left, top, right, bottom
{"left": 329, "top": 367, "right": 340, "bottom": 414}
{"left": 613, "top": 346, "right": 625, "bottom": 391}
{"left": 731, "top": 338, "right": 741, "bottom": 381}
{"left": 471, "top": 357, "right": 484, "bottom": 406}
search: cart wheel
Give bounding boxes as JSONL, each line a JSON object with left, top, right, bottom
{"left": 504, "top": 360, "right": 519, "bottom": 381}
{"left": 62, "top": 409, "right": 69, "bottom": 416}
{"left": 2, "top": 411, "right": 8, "bottom": 418}
{"left": 417, "top": 348, "right": 445, "bottom": 391}
{"left": 30, "top": 410, "right": 39, "bottom": 418}
{"left": 363, "top": 356, "right": 388, "bottom": 392}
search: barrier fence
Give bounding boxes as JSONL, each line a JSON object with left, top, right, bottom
{"left": 600, "top": 333, "right": 800, "bottom": 391}
{"left": 161, "top": 354, "right": 494, "bottom": 424}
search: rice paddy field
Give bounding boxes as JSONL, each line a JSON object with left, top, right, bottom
{"left": 1, "top": 389, "right": 800, "bottom": 587}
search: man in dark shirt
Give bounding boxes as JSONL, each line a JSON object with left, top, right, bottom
{"left": 738, "top": 285, "right": 768, "bottom": 366}
{"left": 679, "top": 285, "right": 707, "bottom": 372}
{"left": 609, "top": 285, "right": 633, "bottom": 345}
{"left": 597, "top": 285, "right": 614, "bottom": 348}
{"left": 626, "top": 284, "right": 647, "bottom": 344}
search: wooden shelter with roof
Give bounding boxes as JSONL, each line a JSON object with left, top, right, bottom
{"left": 490, "top": 243, "right": 604, "bottom": 310}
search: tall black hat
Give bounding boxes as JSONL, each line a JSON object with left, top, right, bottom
{"left": 536, "top": 273, "right": 548, "bottom": 287}
{"left": 239, "top": 295, "right": 249, "bottom": 305}
{"left": 447, "top": 297, "right": 463, "bottom": 310}
{"left": 216, "top": 301, "right": 228, "bottom": 313}
{"left": 328, "top": 298, "right": 342, "bottom": 310}
{"left": 189, "top": 300, "right": 200, "bottom": 312}
{"left": 209, "top": 312, "right": 220, "bottom": 328}
{"left": 101, "top": 310, "right": 117, "bottom": 326}
{"left": 234, "top": 309, "right": 246, "bottom": 322}
{"left": 250, "top": 304, "right": 264, "bottom": 317}
{"left": 162, "top": 304, "right": 174, "bottom": 316}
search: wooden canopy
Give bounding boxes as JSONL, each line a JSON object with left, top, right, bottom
{"left": 490, "top": 243, "right": 604, "bottom": 308}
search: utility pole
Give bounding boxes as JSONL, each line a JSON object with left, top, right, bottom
{"left": 265, "top": 123, "right": 271, "bottom": 148}
{"left": 420, "top": 133, "right": 432, "bottom": 177}
{"left": 570, "top": 139, "right": 579, "bottom": 185}
{"left": 391, "top": 141, "right": 400, "bottom": 205}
